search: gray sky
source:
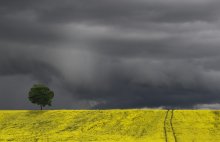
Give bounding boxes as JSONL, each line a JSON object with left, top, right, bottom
{"left": 1, "top": 0, "right": 220, "bottom": 109}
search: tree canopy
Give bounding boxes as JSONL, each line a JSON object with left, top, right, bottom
{"left": 28, "top": 84, "right": 54, "bottom": 110}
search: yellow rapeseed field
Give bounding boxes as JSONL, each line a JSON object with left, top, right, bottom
{"left": 0, "top": 110, "right": 219, "bottom": 142}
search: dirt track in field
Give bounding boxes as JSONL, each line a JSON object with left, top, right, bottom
{"left": 164, "top": 110, "right": 177, "bottom": 142}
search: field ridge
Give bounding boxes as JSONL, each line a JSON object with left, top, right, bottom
{"left": 170, "top": 110, "right": 177, "bottom": 142}
{"left": 164, "top": 110, "right": 169, "bottom": 142}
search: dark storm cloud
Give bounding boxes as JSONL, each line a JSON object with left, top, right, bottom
{"left": 37, "top": 0, "right": 220, "bottom": 24}
{"left": 1, "top": 0, "right": 220, "bottom": 109}
{"left": 0, "top": 57, "right": 60, "bottom": 83}
{"left": 0, "top": 18, "right": 61, "bottom": 44}
{"left": 0, "top": 47, "right": 62, "bottom": 83}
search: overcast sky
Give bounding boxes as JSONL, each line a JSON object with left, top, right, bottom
{"left": 1, "top": 0, "right": 220, "bottom": 109}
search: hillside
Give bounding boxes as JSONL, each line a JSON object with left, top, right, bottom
{"left": 0, "top": 110, "right": 219, "bottom": 142}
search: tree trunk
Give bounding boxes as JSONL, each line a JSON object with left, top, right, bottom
{"left": 40, "top": 105, "right": 42, "bottom": 110}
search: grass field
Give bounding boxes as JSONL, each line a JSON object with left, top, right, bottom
{"left": 0, "top": 110, "right": 219, "bottom": 142}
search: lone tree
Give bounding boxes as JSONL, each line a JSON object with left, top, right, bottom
{"left": 28, "top": 84, "right": 54, "bottom": 110}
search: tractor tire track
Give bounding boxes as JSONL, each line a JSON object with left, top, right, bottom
{"left": 164, "top": 110, "right": 169, "bottom": 142}
{"left": 170, "top": 110, "right": 177, "bottom": 142}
